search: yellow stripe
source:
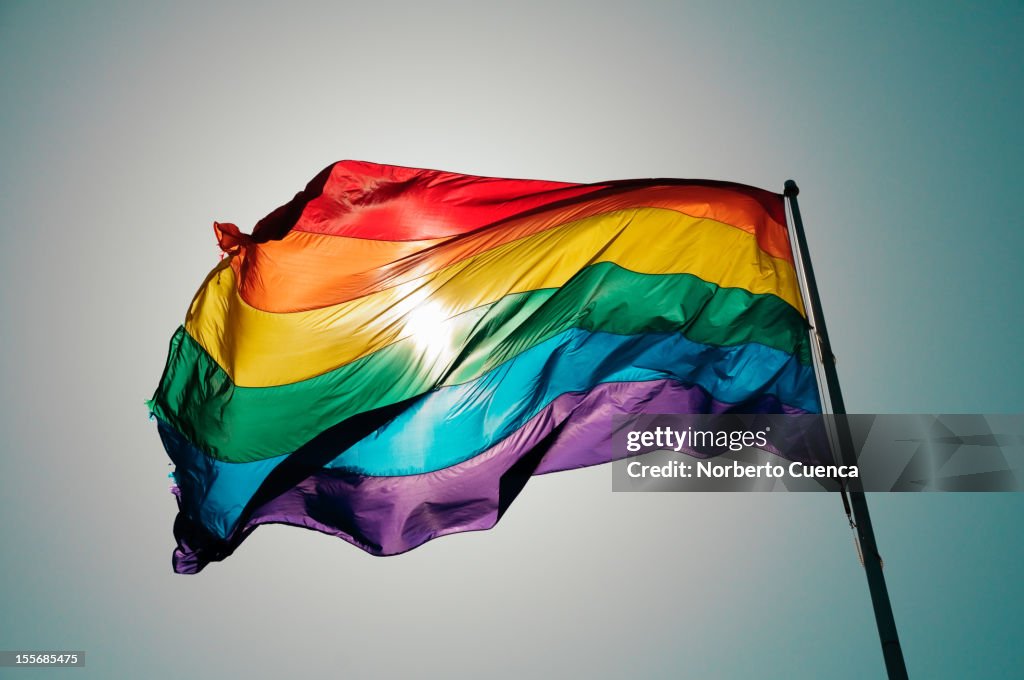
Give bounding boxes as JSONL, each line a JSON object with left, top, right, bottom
{"left": 186, "top": 208, "right": 804, "bottom": 387}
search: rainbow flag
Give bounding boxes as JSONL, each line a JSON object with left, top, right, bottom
{"left": 150, "top": 160, "right": 819, "bottom": 573}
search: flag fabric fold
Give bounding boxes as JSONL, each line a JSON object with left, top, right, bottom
{"left": 150, "top": 160, "right": 819, "bottom": 573}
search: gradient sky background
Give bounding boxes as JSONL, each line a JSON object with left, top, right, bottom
{"left": 2, "top": 2, "right": 1022, "bottom": 678}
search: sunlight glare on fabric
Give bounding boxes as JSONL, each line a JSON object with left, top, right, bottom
{"left": 404, "top": 299, "right": 453, "bottom": 358}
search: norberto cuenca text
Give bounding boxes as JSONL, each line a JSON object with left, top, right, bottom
{"left": 623, "top": 427, "right": 860, "bottom": 479}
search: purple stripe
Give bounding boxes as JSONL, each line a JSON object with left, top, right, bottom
{"left": 170, "top": 380, "right": 806, "bottom": 573}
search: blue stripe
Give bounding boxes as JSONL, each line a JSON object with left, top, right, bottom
{"left": 159, "top": 422, "right": 285, "bottom": 540}
{"left": 329, "top": 328, "right": 818, "bottom": 476}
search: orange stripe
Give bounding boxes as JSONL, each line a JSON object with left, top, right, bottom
{"left": 231, "top": 184, "right": 793, "bottom": 313}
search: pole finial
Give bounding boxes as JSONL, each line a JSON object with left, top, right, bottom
{"left": 784, "top": 179, "right": 799, "bottom": 197}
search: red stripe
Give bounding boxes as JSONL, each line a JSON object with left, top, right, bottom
{"left": 290, "top": 160, "right": 602, "bottom": 240}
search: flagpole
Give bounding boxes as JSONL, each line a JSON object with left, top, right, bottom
{"left": 783, "top": 180, "right": 909, "bottom": 680}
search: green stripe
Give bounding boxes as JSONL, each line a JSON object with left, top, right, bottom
{"left": 150, "top": 262, "right": 810, "bottom": 463}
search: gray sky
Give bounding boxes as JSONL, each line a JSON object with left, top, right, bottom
{"left": 2, "top": 2, "right": 1022, "bottom": 678}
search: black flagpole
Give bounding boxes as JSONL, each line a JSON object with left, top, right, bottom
{"left": 783, "top": 180, "right": 909, "bottom": 679}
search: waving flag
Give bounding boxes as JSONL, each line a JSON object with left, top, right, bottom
{"left": 149, "top": 160, "right": 818, "bottom": 573}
